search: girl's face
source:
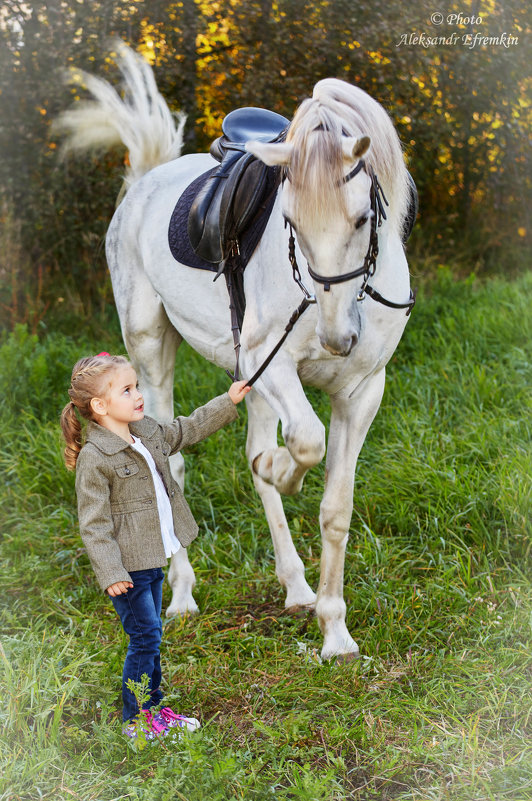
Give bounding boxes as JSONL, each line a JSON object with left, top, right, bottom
{"left": 98, "top": 365, "right": 144, "bottom": 425}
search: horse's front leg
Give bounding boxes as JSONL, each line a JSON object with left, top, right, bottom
{"left": 246, "top": 390, "right": 317, "bottom": 609}
{"left": 317, "top": 370, "right": 386, "bottom": 660}
{"left": 245, "top": 352, "right": 326, "bottom": 496}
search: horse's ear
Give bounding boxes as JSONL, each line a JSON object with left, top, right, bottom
{"left": 342, "top": 135, "right": 371, "bottom": 161}
{"left": 246, "top": 140, "right": 293, "bottom": 166}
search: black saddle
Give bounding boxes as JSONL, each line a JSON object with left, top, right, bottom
{"left": 209, "top": 106, "right": 290, "bottom": 161}
{"left": 187, "top": 107, "right": 289, "bottom": 266}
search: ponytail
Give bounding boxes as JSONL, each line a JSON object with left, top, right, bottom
{"left": 61, "top": 353, "right": 130, "bottom": 470}
{"left": 60, "top": 401, "right": 83, "bottom": 470}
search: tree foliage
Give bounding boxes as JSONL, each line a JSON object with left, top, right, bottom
{"left": 0, "top": 0, "right": 529, "bottom": 330}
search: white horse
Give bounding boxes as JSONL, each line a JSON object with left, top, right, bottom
{"left": 57, "top": 45, "right": 414, "bottom": 660}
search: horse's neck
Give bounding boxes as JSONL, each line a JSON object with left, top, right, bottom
{"left": 249, "top": 196, "right": 293, "bottom": 278}
{"left": 370, "top": 227, "right": 411, "bottom": 295}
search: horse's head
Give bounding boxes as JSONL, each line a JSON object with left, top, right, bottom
{"left": 247, "top": 78, "right": 409, "bottom": 357}
{"left": 248, "top": 132, "right": 373, "bottom": 357}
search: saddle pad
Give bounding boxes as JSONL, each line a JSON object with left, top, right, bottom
{"left": 168, "top": 166, "right": 279, "bottom": 272}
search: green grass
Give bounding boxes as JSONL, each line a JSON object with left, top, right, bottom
{"left": 0, "top": 270, "right": 531, "bottom": 800}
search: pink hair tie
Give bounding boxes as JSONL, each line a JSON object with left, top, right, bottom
{"left": 96, "top": 351, "right": 110, "bottom": 357}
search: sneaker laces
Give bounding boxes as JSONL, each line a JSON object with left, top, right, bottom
{"left": 145, "top": 710, "right": 169, "bottom": 736}
{"left": 160, "top": 707, "right": 200, "bottom": 730}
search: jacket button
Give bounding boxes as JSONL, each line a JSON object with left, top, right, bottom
{"left": 171, "top": 490, "right": 175, "bottom": 497}
{"left": 125, "top": 468, "right": 130, "bottom": 475}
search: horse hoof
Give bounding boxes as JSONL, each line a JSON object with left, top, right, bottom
{"left": 335, "top": 651, "right": 360, "bottom": 665}
{"left": 251, "top": 451, "right": 264, "bottom": 475}
{"left": 252, "top": 450, "right": 274, "bottom": 483}
{"left": 252, "top": 448, "right": 303, "bottom": 495}
{"left": 285, "top": 603, "right": 316, "bottom": 618}
{"left": 272, "top": 447, "right": 302, "bottom": 495}
{"left": 165, "top": 602, "right": 200, "bottom": 619}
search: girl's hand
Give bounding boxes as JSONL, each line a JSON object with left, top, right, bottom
{"left": 228, "top": 380, "right": 252, "bottom": 405}
{"left": 107, "top": 581, "right": 133, "bottom": 597}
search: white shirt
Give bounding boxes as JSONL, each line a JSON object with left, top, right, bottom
{"left": 130, "top": 435, "right": 181, "bottom": 558}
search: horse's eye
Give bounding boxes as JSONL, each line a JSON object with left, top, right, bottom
{"left": 355, "top": 215, "right": 368, "bottom": 230}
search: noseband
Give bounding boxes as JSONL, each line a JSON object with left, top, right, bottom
{"left": 286, "top": 158, "right": 416, "bottom": 315}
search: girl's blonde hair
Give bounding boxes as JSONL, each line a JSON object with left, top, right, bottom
{"left": 60, "top": 353, "right": 130, "bottom": 470}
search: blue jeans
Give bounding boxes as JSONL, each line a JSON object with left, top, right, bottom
{"left": 110, "top": 567, "right": 164, "bottom": 722}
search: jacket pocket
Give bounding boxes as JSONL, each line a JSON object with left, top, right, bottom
{"left": 114, "top": 463, "right": 139, "bottom": 478}
{"left": 111, "top": 497, "right": 154, "bottom": 515}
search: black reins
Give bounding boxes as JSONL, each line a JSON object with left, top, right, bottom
{"left": 235, "top": 158, "right": 415, "bottom": 388}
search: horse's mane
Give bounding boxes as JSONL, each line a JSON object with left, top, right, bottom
{"left": 286, "top": 78, "right": 409, "bottom": 237}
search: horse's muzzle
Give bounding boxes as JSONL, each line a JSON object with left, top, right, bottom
{"left": 320, "top": 331, "right": 358, "bottom": 357}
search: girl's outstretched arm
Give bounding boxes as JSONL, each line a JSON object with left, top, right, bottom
{"left": 161, "top": 393, "right": 239, "bottom": 454}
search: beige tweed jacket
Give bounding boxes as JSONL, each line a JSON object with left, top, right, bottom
{"left": 75, "top": 393, "right": 238, "bottom": 591}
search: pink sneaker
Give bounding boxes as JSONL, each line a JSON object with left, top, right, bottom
{"left": 122, "top": 717, "right": 157, "bottom": 742}
{"left": 159, "top": 707, "right": 201, "bottom": 732}
{"left": 146, "top": 711, "right": 170, "bottom": 737}
{"left": 122, "top": 710, "right": 170, "bottom": 742}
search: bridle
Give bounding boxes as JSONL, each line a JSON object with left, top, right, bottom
{"left": 239, "top": 157, "right": 415, "bottom": 388}
{"left": 288, "top": 158, "right": 416, "bottom": 313}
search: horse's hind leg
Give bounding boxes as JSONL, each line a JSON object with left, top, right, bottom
{"left": 127, "top": 309, "right": 200, "bottom": 617}
{"left": 109, "top": 238, "right": 199, "bottom": 617}
{"left": 164, "top": 451, "right": 200, "bottom": 618}
{"left": 246, "top": 391, "right": 316, "bottom": 609}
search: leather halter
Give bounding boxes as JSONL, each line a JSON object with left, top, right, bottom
{"left": 287, "top": 158, "right": 416, "bottom": 315}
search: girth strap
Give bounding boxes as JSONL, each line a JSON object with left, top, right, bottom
{"left": 224, "top": 252, "right": 246, "bottom": 381}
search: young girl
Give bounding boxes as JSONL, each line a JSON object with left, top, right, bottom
{"left": 61, "top": 352, "right": 250, "bottom": 739}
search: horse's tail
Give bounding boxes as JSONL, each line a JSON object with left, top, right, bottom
{"left": 54, "top": 42, "right": 186, "bottom": 197}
